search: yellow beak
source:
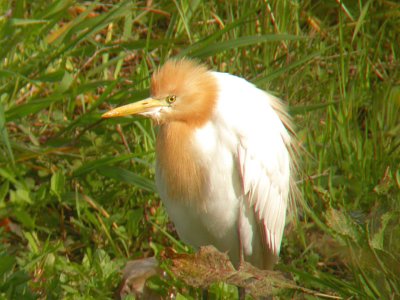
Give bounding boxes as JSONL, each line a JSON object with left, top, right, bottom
{"left": 101, "top": 98, "right": 167, "bottom": 118}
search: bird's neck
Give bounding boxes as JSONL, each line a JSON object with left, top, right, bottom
{"left": 156, "top": 122, "right": 207, "bottom": 206}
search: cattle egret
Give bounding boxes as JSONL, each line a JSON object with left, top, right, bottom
{"left": 102, "top": 59, "right": 296, "bottom": 270}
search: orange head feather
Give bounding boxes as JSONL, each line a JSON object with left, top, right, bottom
{"left": 150, "top": 59, "right": 218, "bottom": 126}
{"left": 101, "top": 59, "right": 218, "bottom": 204}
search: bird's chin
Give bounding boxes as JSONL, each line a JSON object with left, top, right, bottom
{"left": 138, "top": 107, "right": 160, "bottom": 117}
{"left": 139, "top": 108, "right": 164, "bottom": 124}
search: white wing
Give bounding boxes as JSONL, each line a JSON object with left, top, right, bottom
{"left": 237, "top": 128, "right": 290, "bottom": 256}
{"left": 212, "top": 72, "right": 292, "bottom": 259}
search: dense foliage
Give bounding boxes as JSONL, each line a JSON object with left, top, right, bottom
{"left": 0, "top": 0, "right": 399, "bottom": 299}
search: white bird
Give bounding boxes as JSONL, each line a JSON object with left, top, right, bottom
{"left": 102, "top": 59, "right": 296, "bottom": 270}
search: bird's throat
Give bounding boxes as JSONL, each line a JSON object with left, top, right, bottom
{"left": 156, "top": 122, "right": 207, "bottom": 207}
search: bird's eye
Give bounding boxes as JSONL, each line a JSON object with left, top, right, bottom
{"left": 166, "top": 95, "right": 176, "bottom": 104}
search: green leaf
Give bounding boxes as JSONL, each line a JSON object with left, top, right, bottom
{"left": 50, "top": 171, "right": 66, "bottom": 199}
{"left": 0, "top": 102, "right": 14, "bottom": 164}
{"left": 57, "top": 71, "right": 74, "bottom": 93}
{"left": 10, "top": 18, "right": 49, "bottom": 26}
{"left": 289, "top": 101, "right": 339, "bottom": 115}
{"left": 126, "top": 208, "right": 144, "bottom": 236}
{"left": 0, "top": 69, "right": 40, "bottom": 84}
{"left": 0, "top": 254, "right": 15, "bottom": 276}
{"left": 14, "top": 210, "right": 35, "bottom": 229}
{"left": 36, "top": 70, "right": 65, "bottom": 82}
{"left": 5, "top": 95, "right": 64, "bottom": 121}
{"left": 253, "top": 51, "right": 323, "bottom": 86}
{"left": 1, "top": 270, "right": 33, "bottom": 298}
{"left": 0, "top": 181, "right": 9, "bottom": 207}
{"left": 192, "top": 34, "right": 304, "bottom": 58}
{"left": 72, "top": 154, "right": 138, "bottom": 177}
{"left": 59, "top": 1, "right": 133, "bottom": 52}
{"left": 97, "top": 166, "right": 156, "bottom": 192}
{"left": 178, "top": 7, "right": 260, "bottom": 58}
{"left": 352, "top": 0, "right": 372, "bottom": 43}
{"left": 0, "top": 168, "right": 18, "bottom": 186}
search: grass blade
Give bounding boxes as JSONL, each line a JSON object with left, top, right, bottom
{"left": 97, "top": 166, "right": 156, "bottom": 192}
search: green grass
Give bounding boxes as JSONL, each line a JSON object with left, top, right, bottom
{"left": 0, "top": 0, "right": 399, "bottom": 299}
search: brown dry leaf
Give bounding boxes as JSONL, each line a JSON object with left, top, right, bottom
{"left": 118, "top": 247, "right": 341, "bottom": 299}
{"left": 118, "top": 257, "right": 161, "bottom": 300}
{"left": 167, "top": 246, "right": 292, "bottom": 298}
{"left": 166, "top": 246, "right": 341, "bottom": 299}
{"left": 167, "top": 245, "right": 236, "bottom": 288}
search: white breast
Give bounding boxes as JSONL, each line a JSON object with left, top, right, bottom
{"left": 156, "top": 119, "right": 242, "bottom": 258}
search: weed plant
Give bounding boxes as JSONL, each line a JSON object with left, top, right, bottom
{"left": 0, "top": 1, "right": 399, "bottom": 299}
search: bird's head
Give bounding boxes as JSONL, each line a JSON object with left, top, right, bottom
{"left": 102, "top": 59, "right": 218, "bottom": 126}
